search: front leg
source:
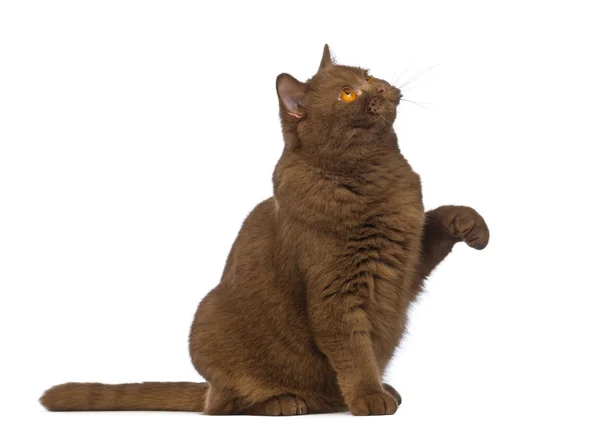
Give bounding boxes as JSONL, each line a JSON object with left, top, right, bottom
{"left": 307, "top": 287, "right": 398, "bottom": 415}
{"left": 412, "top": 205, "right": 489, "bottom": 299}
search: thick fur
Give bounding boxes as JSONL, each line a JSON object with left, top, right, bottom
{"left": 40, "top": 382, "right": 207, "bottom": 411}
{"left": 41, "top": 45, "right": 489, "bottom": 416}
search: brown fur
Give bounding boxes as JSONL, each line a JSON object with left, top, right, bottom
{"left": 40, "top": 45, "right": 489, "bottom": 416}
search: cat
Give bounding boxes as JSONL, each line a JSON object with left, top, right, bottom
{"left": 40, "top": 45, "right": 489, "bottom": 416}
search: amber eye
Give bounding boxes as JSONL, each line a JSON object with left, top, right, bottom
{"left": 365, "top": 74, "right": 375, "bottom": 84}
{"left": 340, "top": 88, "right": 357, "bottom": 102}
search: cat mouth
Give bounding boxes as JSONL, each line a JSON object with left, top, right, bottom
{"left": 368, "top": 96, "right": 398, "bottom": 115}
{"left": 389, "top": 86, "right": 403, "bottom": 104}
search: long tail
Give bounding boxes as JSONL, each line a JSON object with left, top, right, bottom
{"left": 40, "top": 382, "right": 208, "bottom": 412}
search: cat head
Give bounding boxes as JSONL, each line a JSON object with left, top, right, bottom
{"left": 276, "top": 45, "right": 402, "bottom": 155}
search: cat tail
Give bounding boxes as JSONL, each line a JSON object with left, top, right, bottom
{"left": 40, "top": 381, "right": 208, "bottom": 412}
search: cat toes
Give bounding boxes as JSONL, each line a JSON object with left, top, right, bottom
{"left": 449, "top": 207, "right": 489, "bottom": 250}
{"left": 262, "top": 395, "right": 308, "bottom": 416}
{"left": 348, "top": 390, "right": 398, "bottom": 416}
{"left": 382, "top": 383, "right": 402, "bottom": 405}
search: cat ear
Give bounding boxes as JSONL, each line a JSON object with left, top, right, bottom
{"left": 276, "top": 73, "right": 307, "bottom": 119}
{"left": 319, "top": 44, "right": 333, "bottom": 70}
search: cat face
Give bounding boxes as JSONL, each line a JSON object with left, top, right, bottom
{"left": 277, "top": 45, "right": 401, "bottom": 152}
{"left": 307, "top": 64, "right": 401, "bottom": 133}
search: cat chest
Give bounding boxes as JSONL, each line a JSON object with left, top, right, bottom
{"left": 335, "top": 208, "right": 424, "bottom": 304}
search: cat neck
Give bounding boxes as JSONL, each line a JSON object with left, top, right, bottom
{"left": 292, "top": 131, "right": 403, "bottom": 176}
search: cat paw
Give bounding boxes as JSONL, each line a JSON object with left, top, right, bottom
{"left": 258, "top": 394, "right": 308, "bottom": 416}
{"left": 348, "top": 390, "right": 398, "bottom": 416}
{"left": 447, "top": 206, "right": 489, "bottom": 250}
{"left": 382, "top": 383, "right": 402, "bottom": 405}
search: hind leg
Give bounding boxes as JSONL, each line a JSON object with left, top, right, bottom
{"left": 245, "top": 394, "right": 309, "bottom": 416}
{"left": 206, "top": 384, "right": 346, "bottom": 416}
{"left": 205, "top": 386, "right": 329, "bottom": 416}
{"left": 243, "top": 393, "right": 348, "bottom": 415}
{"left": 206, "top": 390, "right": 332, "bottom": 416}
{"left": 203, "top": 386, "right": 237, "bottom": 415}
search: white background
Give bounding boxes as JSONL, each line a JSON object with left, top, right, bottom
{"left": 1, "top": 1, "right": 599, "bottom": 430}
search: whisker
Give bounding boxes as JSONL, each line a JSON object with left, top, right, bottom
{"left": 401, "top": 99, "right": 432, "bottom": 111}
{"left": 392, "top": 63, "right": 413, "bottom": 87}
{"left": 399, "top": 82, "right": 425, "bottom": 93}
{"left": 378, "top": 114, "right": 393, "bottom": 125}
{"left": 398, "top": 64, "right": 438, "bottom": 89}
{"left": 402, "top": 99, "right": 433, "bottom": 105}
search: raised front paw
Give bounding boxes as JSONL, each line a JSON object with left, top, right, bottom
{"left": 348, "top": 390, "right": 398, "bottom": 416}
{"left": 446, "top": 206, "right": 489, "bottom": 250}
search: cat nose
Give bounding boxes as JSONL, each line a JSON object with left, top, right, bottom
{"left": 377, "top": 86, "right": 386, "bottom": 94}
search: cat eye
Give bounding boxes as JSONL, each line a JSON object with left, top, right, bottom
{"left": 339, "top": 88, "right": 357, "bottom": 102}
{"left": 365, "top": 74, "right": 375, "bottom": 84}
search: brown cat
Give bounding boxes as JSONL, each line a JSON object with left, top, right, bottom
{"left": 40, "top": 45, "right": 489, "bottom": 416}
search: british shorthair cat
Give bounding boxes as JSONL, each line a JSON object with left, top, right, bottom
{"left": 41, "top": 45, "right": 489, "bottom": 416}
